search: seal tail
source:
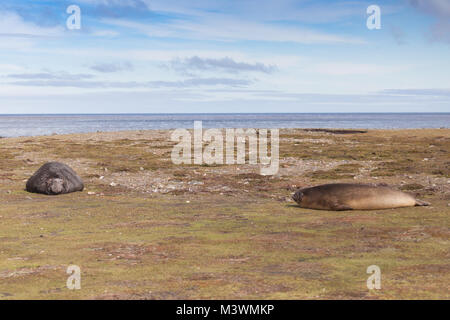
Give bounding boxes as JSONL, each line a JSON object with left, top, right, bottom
{"left": 415, "top": 199, "right": 430, "bottom": 206}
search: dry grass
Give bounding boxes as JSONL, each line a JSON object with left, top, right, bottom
{"left": 0, "top": 128, "right": 449, "bottom": 300}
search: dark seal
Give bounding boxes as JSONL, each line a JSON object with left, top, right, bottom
{"left": 26, "top": 162, "right": 84, "bottom": 195}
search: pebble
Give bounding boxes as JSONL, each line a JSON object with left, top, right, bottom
{"left": 110, "top": 182, "right": 117, "bottom": 187}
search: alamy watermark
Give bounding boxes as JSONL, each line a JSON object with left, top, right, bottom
{"left": 366, "top": 265, "right": 381, "bottom": 290}
{"left": 367, "top": 5, "right": 381, "bottom": 30}
{"left": 66, "top": 5, "right": 81, "bottom": 30}
{"left": 171, "top": 121, "right": 279, "bottom": 175}
{"left": 66, "top": 265, "right": 81, "bottom": 290}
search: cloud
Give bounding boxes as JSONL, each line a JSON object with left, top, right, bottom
{"left": 0, "top": 11, "right": 62, "bottom": 37}
{"left": 0, "top": 0, "right": 151, "bottom": 34}
{"left": 0, "top": 64, "right": 25, "bottom": 72}
{"left": 91, "top": 30, "right": 121, "bottom": 37}
{"left": 90, "top": 62, "right": 134, "bottom": 73}
{"left": 0, "top": 37, "right": 35, "bottom": 50}
{"left": 7, "top": 72, "right": 94, "bottom": 80}
{"left": 389, "top": 25, "right": 407, "bottom": 45}
{"left": 429, "top": 20, "right": 450, "bottom": 43}
{"left": 1, "top": 0, "right": 366, "bottom": 44}
{"left": 76, "top": 0, "right": 151, "bottom": 18}
{"left": 8, "top": 77, "right": 252, "bottom": 88}
{"left": 101, "top": 15, "right": 365, "bottom": 44}
{"left": 308, "top": 62, "right": 403, "bottom": 76}
{"left": 380, "top": 88, "right": 450, "bottom": 97}
{"left": 3, "top": 88, "right": 449, "bottom": 114}
{"left": 408, "top": 0, "right": 450, "bottom": 18}
{"left": 159, "top": 78, "right": 252, "bottom": 88}
{"left": 0, "top": 2, "right": 64, "bottom": 28}
{"left": 77, "top": 0, "right": 147, "bottom": 6}
{"left": 408, "top": 0, "right": 450, "bottom": 43}
{"left": 144, "top": 0, "right": 386, "bottom": 24}
{"left": 168, "top": 56, "right": 276, "bottom": 75}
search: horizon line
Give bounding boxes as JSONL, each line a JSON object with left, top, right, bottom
{"left": 1, "top": 112, "right": 450, "bottom": 116}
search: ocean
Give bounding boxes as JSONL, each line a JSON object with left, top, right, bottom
{"left": 0, "top": 113, "right": 449, "bottom": 138}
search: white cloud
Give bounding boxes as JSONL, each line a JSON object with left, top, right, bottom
{"left": 167, "top": 56, "right": 276, "bottom": 75}
{"left": 7, "top": 77, "right": 252, "bottom": 89}
{"left": 0, "top": 37, "right": 35, "bottom": 50}
{"left": 90, "top": 62, "right": 134, "bottom": 73}
{"left": 0, "top": 11, "right": 63, "bottom": 37}
{"left": 143, "top": 0, "right": 389, "bottom": 24}
{"left": 77, "top": 0, "right": 149, "bottom": 7}
{"left": 91, "top": 30, "right": 121, "bottom": 37}
{"left": 308, "top": 62, "right": 407, "bottom": 76}
{"left": 380, "top": 88, "right": 450, "bottom": 97}
{"left": 100, "top": 15, "right": 365, "bottom": 44}
{"left": 0, "top": 64, "right": 25, "bottom": 72}
{"left": 2, "top": 88, "right": 449, "bottom": 114}
{"left": 7, "top": 72, "right": 94, "bottom": 80}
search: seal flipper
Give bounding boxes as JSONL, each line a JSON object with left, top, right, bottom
{"left": 415, "top": 199, "right": 430, "bottom": 206}
{"left": 330, "top": 203, "right": 353, "bottom": 211}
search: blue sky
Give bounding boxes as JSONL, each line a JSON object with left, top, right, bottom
{"left": 0, "top": 0, "right": 449, "bottom": 113}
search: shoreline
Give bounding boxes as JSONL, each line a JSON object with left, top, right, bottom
{"left": 1, "top": 127, "right": 449, "bottom": 140}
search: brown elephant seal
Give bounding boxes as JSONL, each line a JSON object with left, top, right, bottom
{"left": 26, "top": 162, "right": 84, "bottom": 195}
{"left": 292, "top": 183, "right": 429, "bottom": 211}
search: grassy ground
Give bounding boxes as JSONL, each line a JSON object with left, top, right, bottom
{"left": 0, "top": 128, "right": 449, "bottom": 299}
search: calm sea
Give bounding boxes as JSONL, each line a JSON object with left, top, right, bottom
{"left": 0, "top": 113, "right": 448, "bottom": 138}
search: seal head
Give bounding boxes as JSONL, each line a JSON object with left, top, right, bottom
{"left": 292, "top": 190, "right": 303, "bottom": 204}
{"left": 46, "top": 178, "right": 65, "bottom": 195}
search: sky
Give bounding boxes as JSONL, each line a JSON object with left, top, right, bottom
{"left": 0, "top": 0, "right": 449, "bottom": 113}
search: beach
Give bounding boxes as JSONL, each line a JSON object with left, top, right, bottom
{"left": 0, "top": 128, "right": 449, "bottom": 299}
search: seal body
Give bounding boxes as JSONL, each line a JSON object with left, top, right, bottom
{"left": 26, "top": 162, "right": 84, "bottom": 195}
{"left": 292, "top": 183, "right": 429, "bottom": 211}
